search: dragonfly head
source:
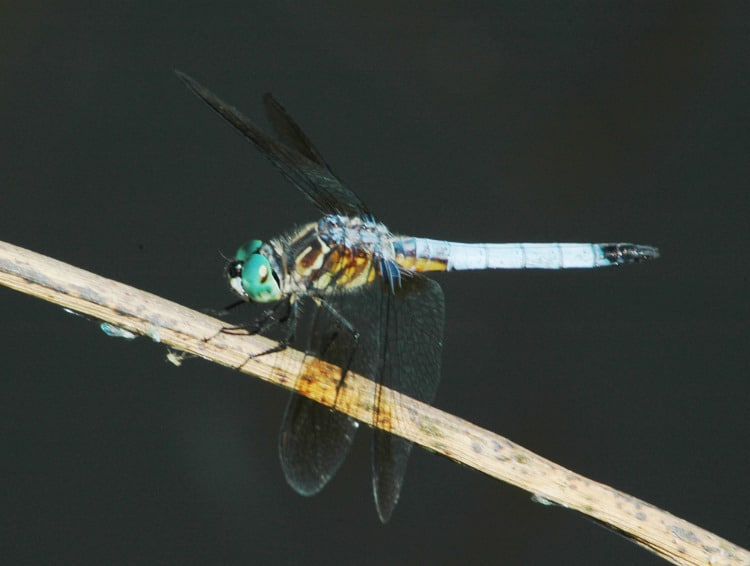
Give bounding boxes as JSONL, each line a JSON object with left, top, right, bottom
{"left": 226, "top": 240, "right": 282, "bottom": 303}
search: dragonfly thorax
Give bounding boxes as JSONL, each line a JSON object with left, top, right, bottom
{"left": 280, "top": 215, "right": 398, "bottom": 296}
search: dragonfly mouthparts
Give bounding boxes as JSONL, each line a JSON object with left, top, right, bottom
{"left": 600, "top": 243, "right": 660, "bottom": 264}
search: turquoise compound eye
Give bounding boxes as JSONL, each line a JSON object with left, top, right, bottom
{"left": 235, "top": 239, "right": 264, "bottom": 262}
{"left": 241, "top": 253, "right": 282, "bottom": 303}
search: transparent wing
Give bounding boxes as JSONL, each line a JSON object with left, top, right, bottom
{"left": 176, "top": 71, "right": 371, "bottom": 218}
{"left": 278, "top": 276, "right": 444, "bottom": 521}
{"left": 278, "top": 295, "right": 364, "bottom": 496}
{"left": 370, "top": 276, "right": 445, "bottom": 523}
{"left": 306, "top": 276, "right": 445, "bottom": 521}
{"left": 278, "top": 393, "right": 359, "bottom": 496}
{"left": 262, "top": 93, "right": 331, "bottom": 172}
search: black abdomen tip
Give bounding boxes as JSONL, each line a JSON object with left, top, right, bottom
{"left": 601, "top": 243, "right": 660, "bottom": 264}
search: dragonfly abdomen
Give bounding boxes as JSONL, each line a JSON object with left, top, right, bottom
{"left": 392, "top": 237, "right": 659, "bottom": 271}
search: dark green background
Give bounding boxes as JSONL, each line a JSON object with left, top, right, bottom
{"left": 2, "top": 3, "right": 747, "bottom": 564}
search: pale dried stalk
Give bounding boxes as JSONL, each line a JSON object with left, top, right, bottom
{"left": 0, "top": 240, "right": 746, "bottom": 566}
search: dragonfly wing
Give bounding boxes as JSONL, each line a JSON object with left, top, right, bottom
{"left": 277, "top": 295, "right": 363, "bottom": 495}
{"left": 262, "top": 93, "right": 331, "bottom": 170}
{"left": 278, "top": 275, "right": 444, "bottom": 520}
{"left": 371, "top": 276, "right": 445, "bottom": 523}
{"left": 176, "top": 71, "right": 371, "bottom": 218}
{"left": 321, "top": 276, "right": 445, "bottom": 521}
{"left": 279, "top": 393, "right": 359, "bottom": 495}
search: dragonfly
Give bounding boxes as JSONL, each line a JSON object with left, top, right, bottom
{"left": 176, "top": 71, "right": 659, "bottom": 523}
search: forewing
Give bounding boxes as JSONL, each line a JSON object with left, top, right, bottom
{"left": 262, "top": 93, "right": 330, "bottom": 169}
{"left": 278, "top": 295, "right": 366, "bottom": 496}
{"left": 176, "top": 71, "right": 370, "bottom": 218}
{"left": 278, "top": 393, "right": 359, "bottom": 496}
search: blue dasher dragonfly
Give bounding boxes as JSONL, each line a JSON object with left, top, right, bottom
{"left": 177, "top": 71, "right": 659, "bottom": 523}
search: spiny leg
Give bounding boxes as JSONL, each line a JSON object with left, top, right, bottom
{"left": 221, "top": 299, "right": 292, "bottom": 336}
{"left": 204, "top": 299, "right": 298, "bottom": 367}
{"left": 230, "top": 299, "right": 301, "bottom": 372}
{"left": 202, "top": 299, "right": 287, "bottom": 343}
{"left": 314, "top": 298, "right": 360, "bottom": 398}
{"left": 201, "top": 299, "right": 245, "bottom": 318}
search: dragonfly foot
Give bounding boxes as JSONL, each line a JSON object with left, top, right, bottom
{"left": 237, "top": 341, "right": 290, "bottom": 371}
{"left": 220, "top": 323, "right": 262, "bottom": 336}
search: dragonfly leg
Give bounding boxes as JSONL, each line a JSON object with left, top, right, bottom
{"left": 314, "top": 298, "right": 360, "bottom": 394}
{"left": 221, "top": 299, "right": 291, "bottom": 336}
{"left": 201, "top": 299, "right": 245, "bottom": 318}
{"left": 247, "top": 300, "right": 299, "bottom": 357}
{"left": 236, "top": 299, "right": 300, "bottom": 370}
{"left": 203, "top": 299, "right": 292, "bottom": 352}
